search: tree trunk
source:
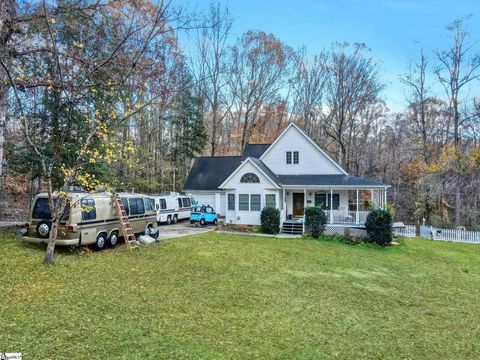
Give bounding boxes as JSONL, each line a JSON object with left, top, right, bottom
{"left": 0, "top": 86, "right": 6, "bottom": 177}
{"left": 44, "top": 219, "right": 59, "bottom": 265}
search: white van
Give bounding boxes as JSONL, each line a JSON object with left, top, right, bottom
{"left": 176, "top": 195, "right": 194, "bottom": 221}
{"left": 152, "top": 194, "right": 178, "bottom": 224}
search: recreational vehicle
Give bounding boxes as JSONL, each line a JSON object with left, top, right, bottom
{"left": 176, "top": 195, "right": 194, "bottom": 221}
{"left": 151, "top": 194, "right": 178, "bottom": 224}
{"left": 22, "top": 192, "right": 158, "bottom": 250}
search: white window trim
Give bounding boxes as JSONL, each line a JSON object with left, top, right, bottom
{"left": 286, "top": 150, "right": 299, "bottom": 165}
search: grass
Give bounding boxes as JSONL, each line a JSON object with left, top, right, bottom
{"left": 1, "top": 231, "right": 479, "bottom": 359}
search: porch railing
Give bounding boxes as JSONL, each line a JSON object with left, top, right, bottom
{"left": 329, "top": 210, "right": 370, "bottom": 224}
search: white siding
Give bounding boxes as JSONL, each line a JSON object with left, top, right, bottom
{"left": 261, "top": 125, "right": 344, "bottom": 175}
{"left": 222, "top": 161, "right": 280, "bottom": 225}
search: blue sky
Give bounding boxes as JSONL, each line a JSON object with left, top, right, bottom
{"left": 178, "top": 0, "right": 480, "bottom": 112}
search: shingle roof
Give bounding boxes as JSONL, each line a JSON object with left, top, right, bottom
{"left": 242, "top": 143, "right": 271, "bottom": 158}
{"left": 249, "top": 157, "right": 280, "bottom": 185}
{"left": 183, "top": 156, "right": 242, "bottom": 190}
{"left": 276, "top": 175, "right": 387, "bottom": 187}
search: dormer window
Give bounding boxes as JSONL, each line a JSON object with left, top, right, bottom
{"left": 240, "top": 173, "right": 260, "bottom": 183}
{"left": 286, "top": 151, "right": 292, "bottom": 164}
{"left": 286, "top": 151, "right": 299, "bottom": 164}
{"left": 293, "top": 151, "right": 299, "bottom": 164}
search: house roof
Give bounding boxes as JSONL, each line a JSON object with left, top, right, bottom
{"left": 219, "top": 157, "right": 281, "bottom": 189}
{"left": 249, "top": 157, "right": 280, "bottom": 185}
{"left": 260, "top": 123, "right": 348, "bottom": 175}
{"left": 276, "top": 174, "right": 387, "bottom": 187}
{"left": 183, "top": 156, "right": 242, "bottom": 190}
{"left": 242, "top": 143, "right": 271, "bottom": 158}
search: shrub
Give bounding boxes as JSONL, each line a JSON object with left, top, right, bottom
{"left": 260, "top": 207, "right": 280, "bottom": 234}
{"left": 365, "top": 208, "right": 393, "bottom": 246}
{"left": 304, "top": 206, "right": 327, "bottom": 237}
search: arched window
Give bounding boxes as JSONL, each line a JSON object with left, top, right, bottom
{"left": 240, "top": 173, "right": 260, "bottom": 183}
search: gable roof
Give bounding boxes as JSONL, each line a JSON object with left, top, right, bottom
{"left": 183, "top": 156, "right": 242, "bottom": 190}
{"left": 242, "top": 143, "right": 271, "bottom": 158}
{"left": 260, "top": 123, "right": 348, "bottom": 175}
{"left": 219, "top": 157, "right": 281, "bottom": 189}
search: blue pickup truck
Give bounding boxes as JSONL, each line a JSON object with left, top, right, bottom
{"left": 190, "top": 204, "right": 218, "bottom": 226}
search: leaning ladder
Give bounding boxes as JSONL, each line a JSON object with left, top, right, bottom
{"left": 113, "top": 194, "right": 138, "bottom": 250}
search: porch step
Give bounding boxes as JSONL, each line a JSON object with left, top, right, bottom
{"left": 281, "top": 222, "right": 304, "bottom": 235}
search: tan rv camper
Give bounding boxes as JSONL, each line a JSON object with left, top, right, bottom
{"left": 22, "top": 192, "right": 158, "bottom": 250}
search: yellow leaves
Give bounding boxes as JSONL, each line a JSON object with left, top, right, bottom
{"left": 73, "top": 41, "right": 85, "bottom": 49}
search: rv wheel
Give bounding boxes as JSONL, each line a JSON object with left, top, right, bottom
{"left": 166, "top": 216, "right": 172, "bottom": 225}
{"left": 95, "top": 233, "right": 107, "bottom": 251}
{"left": 108, "top": 231, "right": 119, "bottom": 247}
{"left": 172, "top": 215, "right": 178, "bottom": 224}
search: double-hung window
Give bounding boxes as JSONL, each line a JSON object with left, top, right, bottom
{"left": 228, "top": 194, "right": 235, "bottom": 210}
{"left": 239, "top": 194, "right": 249, "bottom": 211}
{"left": 286, "top": 151, "right": 292, "bottom": 164}
{"left": 265, "top": 194, "right": 276, "bottom": 208}
{"left": 286, "top": 151, "right": 299, "bottom": 164}
{"left": 293, "top": 151, "right": 299, "bottom": 164}
{"left": 250, "top": 195, "right": 261, "bottom": 211}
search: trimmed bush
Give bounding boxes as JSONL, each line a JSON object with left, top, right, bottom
{"left": 365, "top": 208, "right": 393, "bottom": 246}
{"left": 304, "top": 206, "right": 327, "bottom": 238}
{"left": 260, "top": 207, "right": 280, "bottom": 234}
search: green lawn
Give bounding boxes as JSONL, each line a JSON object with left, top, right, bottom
{"left": 1, "top": 231, "right": 479, "bottom": 359}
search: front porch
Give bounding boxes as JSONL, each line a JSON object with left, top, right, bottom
{"left": 279, "top": 187, "right": 388, "bottom": 233}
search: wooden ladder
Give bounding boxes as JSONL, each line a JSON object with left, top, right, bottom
{"left": 113, "top": 194, "right": 138, "bottom": 250}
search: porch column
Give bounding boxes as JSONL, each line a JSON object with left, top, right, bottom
{"left": 384, "top": 188, "right": 387, "bottom": 210}
{"left": 303, "top": 188, "right": 306, "bottom": 233}
{"left": 355, "top": 189, "right": 359, "bottom": 224}
{"left": 329, "top": 188, "right": 333, "bottom": 224}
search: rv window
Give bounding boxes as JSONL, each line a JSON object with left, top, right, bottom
{"left": 129, "top": 198, "right": 138, "bottom": 215}
{"left": 160, "top": 199, "right": 167, "bottom": 209}
{"left": 145, "top": 198, "right": 154, "bottom": 212}
{"left": 32, "top": 198, "right": 51, "bottom": 219}
{"left": 137, "top": 198, "right": 145, "bottom": 214}
{"left": 129, "top": 198, "right": 145, "bottom": 215}
{"left": 81, "top": 199, "right": 96, "bottom": 221}
{"left": 178, "top": 198, "right": 182, "bottom": 208}
{"left": 32, "top": 198, "right": 70, "bottom": 220}
{"left": 182, "top": 198, "right": 191, "bottom": 207}
{"left": 121, "top": 198, "right": 130, "bottom": 215}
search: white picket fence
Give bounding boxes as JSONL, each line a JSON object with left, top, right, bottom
{"left": 393, "top": 225, "right": 417, "bottom": 238}
{"left": 394, "top": 225, "right": 480, "bottom": 244}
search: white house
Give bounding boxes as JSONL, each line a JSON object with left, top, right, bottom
{"left": 183, "top": 123, "right": 389, "bottom": 233}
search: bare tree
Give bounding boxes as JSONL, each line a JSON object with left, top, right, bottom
{"left": 229, "top": 30, "right": 293, "bottom": 151}
{"left": 322, "top": 43, "right": 384, "bottom": 171}
{"left": 190, "top": 3, "right": 233, "bottom": 156}
{"left": 434, "top": 17, "right": 480, "bottom": 148}
{"left": 400, "top": 49, "right": 433, "bottom": 162}
{"left": 289, "top": 49, "right": 327, "bottom": 138}
{"left": 0, "top": 0, "right": 16, "bottom": 192}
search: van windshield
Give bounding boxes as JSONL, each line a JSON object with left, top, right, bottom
{"left": 32, "top": 197, "right": 70, "bottom": 220}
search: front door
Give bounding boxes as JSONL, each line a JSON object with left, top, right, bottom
{"left": 292, "top": 193, "right": 304, "bottom": 217}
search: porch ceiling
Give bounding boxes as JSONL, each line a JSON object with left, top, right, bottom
{"left": 277, "top": 174, "right": 388, "bottom": 188}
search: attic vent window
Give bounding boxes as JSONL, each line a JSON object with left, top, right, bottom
{"left": 240, "top": 173, "right": 260, "bottom": 183}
